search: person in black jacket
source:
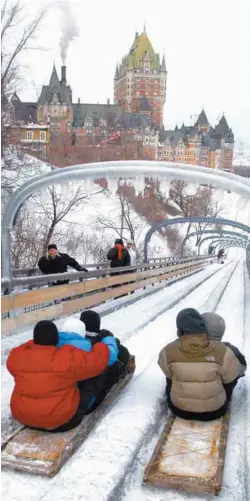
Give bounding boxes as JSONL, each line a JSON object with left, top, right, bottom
{"left": 107, "top": 239, "right": 130, "bottom": 273}
{"left": 38, "top": 244, "right": 88, "bottom": 286}
{"left": 217, "top": 248, "right": 224, "bottom": 263}
{"left": 79, "top": 309, "right": 131, "bottom": 409}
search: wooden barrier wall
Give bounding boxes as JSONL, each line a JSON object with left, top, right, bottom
{"left": 1, "top": 259, "right": 210, "bottom": 335}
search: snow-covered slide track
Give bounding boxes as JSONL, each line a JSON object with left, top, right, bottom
{"left": 1, "top": 262, "right": 233, "bottom": 422}
{"left": 118, "top": 260, "right": 249, "bottom": 501}
{"left": 2, "top": 260, "right": 246, "bottom": 501}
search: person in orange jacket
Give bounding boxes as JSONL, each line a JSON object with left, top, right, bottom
{"left": 7, "top": 320, "right": 111, "bottom": 432}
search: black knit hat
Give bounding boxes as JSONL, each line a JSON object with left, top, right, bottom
{"left": 48, "top": 244, "right": 57, "bottom": 251}
{"left": 115, "top": 239, "right": 123, "bottom": 246}
{"left": 176, "top": 308, "right": 207, "bottom": 337}
{"left": 80, "top": 310, "right": 101, "bottom": 333}
{"left": 33, "top": 320, "right": 59, "bottom": 346}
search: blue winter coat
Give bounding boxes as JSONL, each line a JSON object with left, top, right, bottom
{"left": 57, "top": 332, "right": 119, "bottom": 367}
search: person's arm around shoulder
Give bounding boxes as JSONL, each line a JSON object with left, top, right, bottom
{"left": 220, "top": 344, "right": 243, "bottom": 383}
{"left": 98, "top": 330, "right": 119, "bottom": 366}
{"left": 70, "top": 343, "right": 110, "bottom": 381}
{"left": 223, "top": 342, "right": 247, "bottom": 372}
{"left": 158, "top": 345, "right": 173, "bottom": 378}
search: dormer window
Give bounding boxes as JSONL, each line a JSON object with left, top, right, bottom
{"left": 52, "top": 93, "right": 59, "bottom": 105}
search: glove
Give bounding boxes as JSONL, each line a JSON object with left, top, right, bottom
{"left": 102, "top": 336, "right": 119, "bottom": 366}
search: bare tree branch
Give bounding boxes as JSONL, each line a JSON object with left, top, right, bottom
{"left": 1, "top": 1, "right": 46, "bottom": 98}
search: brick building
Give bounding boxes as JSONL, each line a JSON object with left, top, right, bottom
{"left": 158, "top": 110, "right": 234, "bottom": 171}
{"left": 114, "top": 28, "right": 167, "bottom": 128}
{"left": 6, "top": 27, "right": 234, "bottom": 170}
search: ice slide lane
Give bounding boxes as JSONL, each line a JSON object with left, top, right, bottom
{"left": 1, "top": 261, "right": 234, "bottom": 424}
{"left": 1, "top": 262, "right": 232, "bottom": 446}
{"left": 1, "top": 262, "right": 240, "bottom": 501}
{"left": 117, "top": 260, "right": 249, "bottom": 501}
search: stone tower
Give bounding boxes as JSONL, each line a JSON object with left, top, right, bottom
{"left": 114, "top": 28, "right": 167, "bottom": 128}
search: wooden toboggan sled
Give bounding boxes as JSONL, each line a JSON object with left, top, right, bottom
{"left": 143, "top": 407, "right": 230, "bottom": 495}
{"left": 1, "top": 356, "right": 135, "bottom": 477}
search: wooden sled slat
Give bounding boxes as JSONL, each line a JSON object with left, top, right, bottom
{"left": 143, "top": 407, "right": 230, "bottom": 495}
{"left": 1, "top": 356, "right": 135, "bottom": 477}
{"left": 1, "top": 415, "right": 25, "bottom": 449}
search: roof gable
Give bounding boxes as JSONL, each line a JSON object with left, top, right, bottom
{"left": 215, "top": 114, "right": 230, "bottom": 136}
{"left": 195, "top": 109, "right": 209, "bottom": 126}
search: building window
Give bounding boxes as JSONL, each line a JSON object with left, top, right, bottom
{"left": 40, "top": 131, "right": 46, "bottom": 141}
{"left": 27, "top": 131, "right": 33, "bottom": 141}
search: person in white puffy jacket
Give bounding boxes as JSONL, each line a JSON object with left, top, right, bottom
{"left": 126, "top": 239, "right": 137, "bottom": 267}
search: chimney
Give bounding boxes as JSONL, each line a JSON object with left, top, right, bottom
{"left": 107, "top": 98, "right": 110, "bottom": 106}
{"left": 78, "top": 98, "right": 80, "bottom": 105}
{"left": 61, "top": 66, "right": 66, "bottom": 84}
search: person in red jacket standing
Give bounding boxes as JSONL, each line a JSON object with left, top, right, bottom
{"left": 7, "top": 320, "right": 110, "bottom": 432}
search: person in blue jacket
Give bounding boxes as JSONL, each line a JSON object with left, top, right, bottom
{"left": 58, "top": 318, "right": 119, "bottom": 412}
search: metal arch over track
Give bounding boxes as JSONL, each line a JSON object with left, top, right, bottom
{"left": 212, "top": 239, "right": 247, "bottom": 250}
{"left": 213, "top": 240, "right": 247, "bottom": 251}
{"left": 198, "top": 234, "right": 249, "bottom": 253}
{"left": 180, "top": 229, "right": 250, "bottom": 256}
{"left": 198, "top": 231, "right": 250, "bottom": 254}
{"left": 144, "top": 216, "right": 250, "bottom": 262}
{"left": 1, "top": 161, "right": 250, "bottom": 279}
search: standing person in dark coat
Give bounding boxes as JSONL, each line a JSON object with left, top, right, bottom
{"left": 107, "top": 239, "right": 131, "bottom": 273}
{"left": 38, "top": 244, "right": 88, "bottom": 286}
{"left": 80, "top": 310, "right": 131, "bottom": 409}
{"left": 217, "top": 248, "right": 224, "bottom": 263}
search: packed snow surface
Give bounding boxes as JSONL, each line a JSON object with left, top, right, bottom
{"left": 2, "top": 259, "right": 249, "bottom": 501}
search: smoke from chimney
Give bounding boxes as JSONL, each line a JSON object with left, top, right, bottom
{"left": 58, "top": 0, "right": 79, "bottom": 64}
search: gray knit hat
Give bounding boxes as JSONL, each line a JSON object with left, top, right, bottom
{"left": 202, "top": 312, "right": 226, "bottom": 341}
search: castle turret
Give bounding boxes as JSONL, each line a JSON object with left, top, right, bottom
{"left": 37, "top": 64, "right": 73, "bottom": 129}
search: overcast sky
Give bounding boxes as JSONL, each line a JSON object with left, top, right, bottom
{"left": 19, "top": 0, "right": 250, "bottom": 147}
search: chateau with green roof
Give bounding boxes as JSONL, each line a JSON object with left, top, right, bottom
{"left": 114, "top": 28, "right": 167, "bottom": 128}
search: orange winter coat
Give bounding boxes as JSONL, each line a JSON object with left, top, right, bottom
{"left": 7, "top": 340, "right": 109, "bottom": 430}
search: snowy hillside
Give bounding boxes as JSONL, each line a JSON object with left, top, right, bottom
{"left": 26, "top": 187, "right": 172, "bottom": 261}
{"left": 2, "top": 152, "right": 171, "bottom": 262}
{"left": 3, "top": 152, "right": 249, "bottom": 264}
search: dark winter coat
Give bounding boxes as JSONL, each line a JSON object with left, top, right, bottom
{"left": 218, "top": 249, "right": 224, "bottom": 258}
{"left": 38, "top": 253, "right": 88, "bottom": 286}
{"left": 107, "top": 247, "right": 131, "bottom": 270}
